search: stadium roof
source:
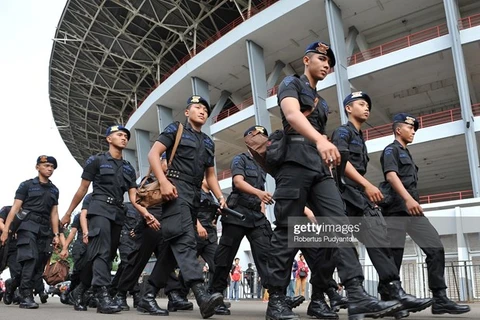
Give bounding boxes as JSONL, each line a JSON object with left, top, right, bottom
{"left": 49, "top": 0, "right": 275, "bottom": 165}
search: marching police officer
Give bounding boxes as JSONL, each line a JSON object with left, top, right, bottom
{"left": 146, "top": 95, "right": 225, "bottom": 319}
{"left": 0, "top": 156, "right": 61, "bottom": 309}
{"left": 330, "top": 93, "right": 432, "bottom": 318}
{"left": 63, "top": 125, "right": 148, "bottom": 314}
{"left": 263, "top": 42, "right": 401, "bottom": 320}
{"left": 379, "top": 113, "right": 470, "bottom": 315}
{"left": 0, "top": 205, "right": 22, "bottom": 305}
{"left": 209, "top": 126, "right": 274, "bottom": 315}
{"left": 60, "top": 193, "right": 91, "bottom": 308}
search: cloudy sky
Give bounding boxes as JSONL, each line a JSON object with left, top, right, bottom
{"left": 0, "top": 0, "right": 85, "bottom": 216}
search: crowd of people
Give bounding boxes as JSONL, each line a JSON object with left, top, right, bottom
{"left": 0, "top": 40, "right": 472, "bottom": 320}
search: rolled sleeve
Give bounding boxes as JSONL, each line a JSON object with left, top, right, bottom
{"left": 14, "top": 180, "right": 30, "bottom": 201}
{"left": 277, "top": 76, "right": 301, "bottom": 104}
{"left": 382, "top": 147, "right": 399, "bottom": 174}
{"left": 230, "top": 155, "right": 246, "bottom": 178}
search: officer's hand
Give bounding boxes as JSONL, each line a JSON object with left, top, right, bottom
{"left": 53, "top": 235, "right": 60, "bottom": 248}
{"left": 257, "top": 191, "right": 274, "bottom": 205}
{"left": 129, "top": 229, "right": 136, "bottom": 238}
{"left": 0, "top": 232, "right": 8, "bottom": 246}
{"left": 364, "top": 184, "right": 384, "bottom": 204}
{"left": 60, "top": 248, "right": 69, "bottom": 259}
{"left": 82, "top": 232, "right": 89, "bottom": 245}
{"left": 316, "top": 139, "right": 341, "bottom": 167}
{"left": 145, "top": 214, "right": 161, "bottom": 231}
{"left": 406, "top": 198, "right": 423, "bottom": 216}
{"left": 197, "top": 225, "right": 208, "bottom": 240}
{"left": 60, "top": 214, "right": 71, "bottom": 228}
{"left": 161, "top": 180, "right": 178, "bottom": 201}
{"left": 219, "top": 197, "right": 227, "bottom": 210}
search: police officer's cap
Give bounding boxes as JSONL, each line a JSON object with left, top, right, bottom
{"left": 187, "top": 95, "right": 211, "bottom": 116}
{"left": 304, "top": 41, "right": 336, "bottom": 68}
{"left": 244, "top": 125, "right": 269, "bottom": 137}
{"left": 343, "top": 91, "right": 372, "bottom": 111}
{"left": 393, "top": 113, "right": 419, "bottom": 131}
{"left": 106, "top": 125, "right": 131, "bottom": 140}
{"left": 36, "top": 155, "right": 58, "bottom": 169}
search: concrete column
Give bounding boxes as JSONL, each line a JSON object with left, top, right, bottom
{"left": 455, "top": 206, "right": 471, "bottom": 301}
{"left": 325, "top": 0, "right": 350, "bottom": 124}
{"left": 191, "top": 76, "right": 210, "bottom": 105}
{"left": 266, "top": 60, "right": 286, "bottom": 90}
{"left": 444, "top": 0, "right": 480, "bottom": 197}
{"left": 246, "top": 39, "right": 275, "bottom": 222}
{"left": 345, "top": 26, "right": 359, "bottom": 57}
{"left": 205, "top": 90, "right": 231, "bottom": 135}
{"left": 282, "top": 63, "right": 297, "bottom": 76}
{"left": 123, "top": 148, "right": 138, "bottom": 178}
{"left": 156, "top": 105, "right": 174, "bottom": 132}
{"left": 135, "top": 129, "right": 151, "bottom": 179}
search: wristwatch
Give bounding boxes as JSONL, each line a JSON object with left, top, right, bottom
{"left": 54, "top": 232, "right": 60, "bottom": 237}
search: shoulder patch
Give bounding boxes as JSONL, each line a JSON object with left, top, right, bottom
{"left": 85, "top": 155, "right": 96, "bottom": 166}
{"left": 232, "top": 155, "right": 244, "bottom": 168}
{"left": 164, "top": 122, "right": 179, "bottom": 134}
{"left": 384, "top": 147, "right": 394, "bottom": 156}
{"left": 282, "top": 75, "right": 297, "bottom": 87}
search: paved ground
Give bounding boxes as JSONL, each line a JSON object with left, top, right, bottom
{"left": 0, "top": 297, "right": 478, "bottom": 319}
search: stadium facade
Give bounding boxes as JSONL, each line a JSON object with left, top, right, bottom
{"left": 50, "top": 0, "right": 480, "bottom": 300}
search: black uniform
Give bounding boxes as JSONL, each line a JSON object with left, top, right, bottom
{"left": 329, "top": 121, "right": 399, "bottom": 284}
{"left": 148, "top": 121, "right": 215, "bottom": 288}
{"left": 14, "top": 177, "right": 58, "bottom": 291}
{"left": 0, "top": 206, "right": 21, "bottom": 280}
{"left": 69, "top": 194, "right": 91, "bottom": 292}
{"left": 195, "top": 189, "right": 219, "bottom": 284}
{"left": 380, "top": 140, "right": 446, "bottom": 291}
{"left": 266, "top": 75, "right": 364, "bottom": 293}
{"left": 210, "top": 152, "right": 272, "bottom": 295}
{"left": 111, "top": 202, "right": 142, "bottom": 294}
{"left": 79, "top": 152, "right": 137, "bottom": 288}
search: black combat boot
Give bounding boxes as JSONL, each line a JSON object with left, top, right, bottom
{"left": 214, "top": 303, "right": 231, "bottom": 315}
{"left": 69, "top": 283, "right": 88, "bottom": 311}
{"left": 136, "top": 283, "right": 169, "bottom": 316}
{"left": 4, "top": 278, "right": 18, "bottom": 305}
{"left": 39, "top": 291, "right": 48, "bottom": 304}
{"left": 115, "top": 291, "right": 130, "bottom": 311}
{"left": 19, "top": 289, "right": 39, "bottom": 309}
{"left": 325, "top": 287, "right": 348, "bottom": 312}
{"left": 95, "top": 286, "right": 122, "bottom": 314}
{"left": 285, "top": 295, "right": 305, "bottom": 309}
{"left": 431, "top": 290, "right": 470, "bottom": 315}
{"left": 191, "top": 281, "right": 223, "bottom": 319}
{"left": 167, "top": 290, "right": 194, "bottom": 311}
{"left": 307, "top": 290, "right": 338, "bottom": 319}
{"left": 266, "top": 291, "right": 300, "bottom": 320}
{"left": 379, "top": 281, "right": 432, "bottom": 319}
{"left": 345, "top": 277, "right": 401, "bottom": 320}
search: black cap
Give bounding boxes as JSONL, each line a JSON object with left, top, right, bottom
{"left": 106, "top": 125, "right": 131, "bottom": 140}
{"left": 187, "top": 95, "right": 211, "bottom": 116}
{"left": 244, "top": 125, "right": 269, "bottom": 137}
{"left": 393, "top": 113, "right": 419, "bottom": 131}
{"left": 343, "top": 91, "right": 372, "bottom": 110}
{"left": 304, "top": 41, "right": 336, "bottom": 67}
{"left": 36, "top": 155, "right": 57, "bottom": 169}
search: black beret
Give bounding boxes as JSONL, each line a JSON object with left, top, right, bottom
{"left": 37, "top": 155, "right": 57, "bottom": 169}
{"left": 304, "top": 41, "right": 336, "bottom": 68}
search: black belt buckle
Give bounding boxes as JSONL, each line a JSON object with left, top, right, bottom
{"left": 106, "top": 197, "right": 115, "bottom": 205}
{"left": 167, "top": 170, "right": 180, "bottom": 179}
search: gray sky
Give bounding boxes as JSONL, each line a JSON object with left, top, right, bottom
{"left": 0, "top": 0, "right": 85, "bottom": 216}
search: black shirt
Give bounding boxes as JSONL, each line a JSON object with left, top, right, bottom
{"left": 15, "top": 177, "right": 59, "bottom": 218}
{"left": 0, "top": 206, "right": 11, "bottom": 222}
{"left": 197, "top": 189, "right": 217, "bottom": 231}
{"left": 277, "top": 74, "right": 330, "bottom": 173}
{"left": 224, "top": 153, "right": 266, "bottom": 227}
{"left": 81, "top": 152, "right": 136, "bottom": 223}
{"left": 71, "top": 214, "right": 83, "bottom": 244}
{"left": 380, "top": 140, "right": 419, "bottom": 213}
{"left": 157, "top": 121, "right": 215, "bottom": 206}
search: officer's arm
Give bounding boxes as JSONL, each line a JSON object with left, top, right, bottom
{"left": 63, "top": 227, "right": 78, "bottom": 248}
{"left": 386, "top": 172, "right": 415, "bottom": 203}
{"left": 64, "top": 179, "right": 91, "bottom": 223}
{"left": 79, "top": 208, "right": 88, "bottom": 237}
{"left": 2, "top": 200, "right": 23, "bottom": 235}
{"left": 205, "top": 167, "right": 226, "bottom": 206}
{"left": 232, "top": 175, "right": 263, "bottom": 198}
{"left": 50, "top": 205, "right": 60, "bottom": 235}
{"left": 0, "top": 218, "right": 5, "bottom": 233}
{"left": 148, "top": 141, "right": 169, "bottom": 185}
{"left": 281, "top": 97, "right": 326, "bottom": 144}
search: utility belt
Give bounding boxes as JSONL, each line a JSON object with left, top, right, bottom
{"left": 286, "top": 135, "right": 315, "bottom": 147}
{"left": 166, "top": 169, "right": 203, "bottom": 188}
{"left": 237, "top": 197, "right": 261, "bottom": 212}
{"left": 92, "top": 195, "right": 124, "bottom": 208}
{"left": 27, "top": 213, "right": 51, "bottom": 226}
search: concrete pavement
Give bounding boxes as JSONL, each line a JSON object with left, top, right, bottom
{"left": 0, "top": 297, "right": 478, "bottom": 319}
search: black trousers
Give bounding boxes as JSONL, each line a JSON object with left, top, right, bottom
{"left": 80, "top": 215, "right": 122, "bottom": 287}
{"left": 385, "top": 213, "right": 447, "bottom": 291}
{"left": 210, "top": 221, "right": 271, "bottom": 294}
{"left": 266, "top": 164, "right": 363, "bottom": 293}
{"left": 196, "top": 233, "right": 218, "bottom": 281}
{"left": 70, "top": 241, "right": 88, "bottom": 291}
{"left": 7, "top": 240, "right": 21, "bottom": 281}
{"left": 16, "top": 228, "right": 52, "bottom": 291}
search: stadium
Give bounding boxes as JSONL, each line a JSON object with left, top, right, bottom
{"left": 50, "top": 0, "right": 480, "bottom": 301}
